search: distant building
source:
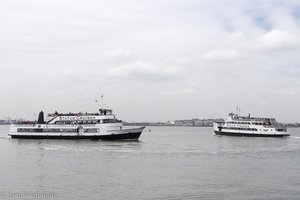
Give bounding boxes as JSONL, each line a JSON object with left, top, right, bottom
{"left": 174, "top": 118, "right": 223, "bottom": 126}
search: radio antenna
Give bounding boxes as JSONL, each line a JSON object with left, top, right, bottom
{"left": 95, "top": 94, "right": 104, "bottom": 109}
{"left": 101, "top": 94, "right": 104, "bottom": 109}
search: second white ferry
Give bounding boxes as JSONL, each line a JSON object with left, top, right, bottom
{"left": 213, "top": 112, "right": 290, "bottom": 137}
{"left": 9, "top": 109, "right": 145, "bottom": 140}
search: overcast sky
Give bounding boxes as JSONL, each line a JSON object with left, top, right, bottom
{"left": 1, "top": 0, "right": 300, "bottom": 122}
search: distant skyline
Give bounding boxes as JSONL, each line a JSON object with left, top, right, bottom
{"left": 1, "top": 0, "right": 300, "bottom": 123}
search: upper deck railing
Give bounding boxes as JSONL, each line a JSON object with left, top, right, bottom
{"left": 47, "top": 109, "right": 114, "bottom": 117}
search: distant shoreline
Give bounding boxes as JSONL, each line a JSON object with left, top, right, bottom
{"left": 125, "top": 124, "right": 213, "bottom": 127}
{"left": 124, "top": 123, "right": 300, "bottom": 128}
{"left": 1, "top": 122, "right": 299, "bottom": 128}
{"left": 124, "top": 125, "right": 300, "bottom": 128}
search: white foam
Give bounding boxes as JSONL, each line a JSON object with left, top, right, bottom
{"left": 291, "top": 136, "right": 300, "bottom": 139}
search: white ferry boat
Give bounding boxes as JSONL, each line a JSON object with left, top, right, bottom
{"left": 8, "top": 109, "right": 145, "bottom": 140}
{"left": 213, "top": 113, "right": 290, "bottom": 137}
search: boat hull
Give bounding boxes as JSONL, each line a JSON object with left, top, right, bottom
{"left": 214, "top": 130, "right": 290, "bottom": 137}
{"left": 10, "top": 128, "right": 144, "bottom": 141}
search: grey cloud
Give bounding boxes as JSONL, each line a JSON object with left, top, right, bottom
{"left": 106, "top": 61, "right": 184, "bottom": 81}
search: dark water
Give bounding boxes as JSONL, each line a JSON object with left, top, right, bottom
{"left": 1, "top": 125, "right": 300, "bottom": 200}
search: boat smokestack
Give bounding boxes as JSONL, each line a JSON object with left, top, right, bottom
{"left": 37, "top": 111, "right": 45, "bottom": 124}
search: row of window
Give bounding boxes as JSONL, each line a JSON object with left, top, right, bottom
{"left": 55, "top": 121, "right": 97, "bottom": 125}
{"left": 223, "top": 127, "right": 258, "bottom": 131}
{"left": 54, "top": 119, "right": 121, "bottom": 125}
{"left": 227, "top": 121, "right": 251, "bottom": 125}
{"left": 17, "top": 128, "right": 99, "bottom": 133}
{"left": 227, "top": 121, "right": 265, "bottom": 125}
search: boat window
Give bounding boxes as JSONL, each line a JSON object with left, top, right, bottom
{"left": 84, "top": 128, "right": 99, "bottom": 133}
{"left": 103, "top": 119, "right": 120, "bottom": 123}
